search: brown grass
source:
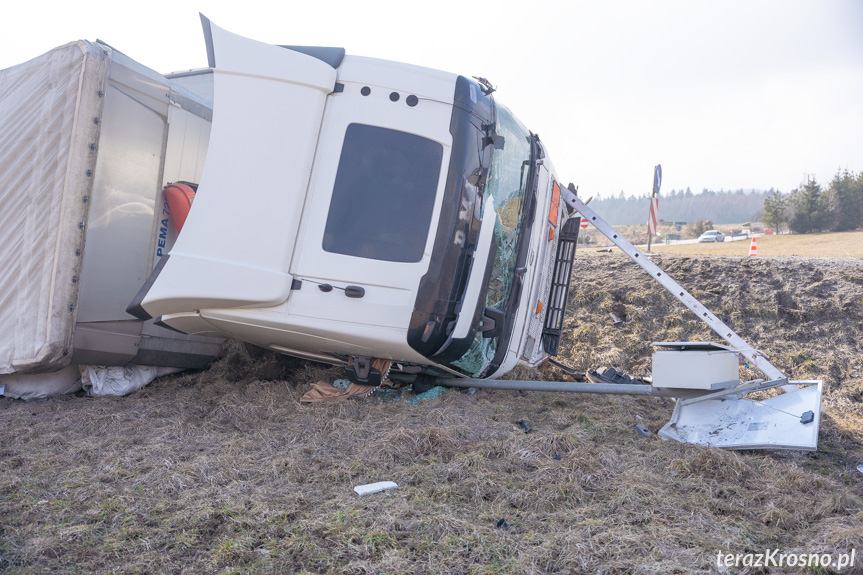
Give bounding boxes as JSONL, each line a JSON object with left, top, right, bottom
{"left": 640, "top": 230, "right": 863, "bottom": 258}
{"left": 1, "top": 255, "right": 862, "bottom": 574}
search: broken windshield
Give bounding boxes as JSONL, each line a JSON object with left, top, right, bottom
{"left": 451, "top": 103, "right": 534, "bottom": 376}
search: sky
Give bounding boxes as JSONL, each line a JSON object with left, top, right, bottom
{"left": 2, "top": 0, "right": 861, "bottom": 199}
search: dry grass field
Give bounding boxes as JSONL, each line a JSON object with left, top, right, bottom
{"left": 650, "top": 231, "right": 863, "bottom": 258}
{"left": 583, "top": 229, "right": 863, "bottom": 258}
{"left": 2, "top": 252, "right": 862, "bottom": 574}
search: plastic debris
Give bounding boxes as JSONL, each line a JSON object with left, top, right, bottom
{"left": 518, "top": 419, "right": 532, "bottom": 433}
{"left": 857, "top": 465, "right": 863, "bottom": 475}
{"left": 548, "top": 358, "right": 578, "bottom": 375}
{"left": 332, "top": 379, "right": 351, "bottom": 389}
{"left": 496, "top": 518, "right": 513, "bottom": 529}
{"left": 634, "top": 423, "right": 651, "bottom": 437}
{"left": 83, "top": 365, "right": 180, "bottom": 397}
{"left": 353, "top": 481, "right": 398, "bottom": 496}
{"left": 0, "top": 365, "right": 82, "bottom": 399}
{"left": 586, "top": 366, "right": 644, "bottom": 385}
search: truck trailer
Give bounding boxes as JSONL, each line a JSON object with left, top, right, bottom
{"left": 0, "top": 36, "right": 222, "bottom": 398}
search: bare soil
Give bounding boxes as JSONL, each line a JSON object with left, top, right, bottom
{"left": 2, "top": 253, "right": 862, "bottom": 574}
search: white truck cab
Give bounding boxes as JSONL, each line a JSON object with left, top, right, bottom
{"left": 129, "top": 17, "right": 578, "bottom": 386}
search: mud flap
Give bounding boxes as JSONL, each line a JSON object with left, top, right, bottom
{"left": 658, "top": 380, "right": 822, "bottom": 450}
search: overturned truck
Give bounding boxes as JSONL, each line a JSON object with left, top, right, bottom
{"left": 0, "top": 16, "right": 821, "bottom": 449}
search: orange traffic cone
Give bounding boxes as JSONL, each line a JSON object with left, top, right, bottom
{"left": 748, "top": 236, "right": 758, "bottom": 256}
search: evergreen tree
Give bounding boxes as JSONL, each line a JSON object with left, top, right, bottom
{"left": 826, "top": 169, "right": 863, "bottom": 231}
{"left": 789, "top": 178, "right": 829, "bottom": 233}
{"left": 762, "top": 190, "right": 790, "bottom": 232}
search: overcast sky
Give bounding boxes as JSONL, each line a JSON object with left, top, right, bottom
{"left": 2, "top": 0, "right": 861, "bottom": 199}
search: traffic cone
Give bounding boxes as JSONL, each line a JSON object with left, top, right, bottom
{"left": 748, "top": 236, "right": 757, "bottom": 256}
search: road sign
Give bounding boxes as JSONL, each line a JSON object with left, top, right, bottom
{"left": 647, "top": 197, "right": 659, "bottom": 235}
{"left": 653, "top": 164, "right": 662, "bottom": 195}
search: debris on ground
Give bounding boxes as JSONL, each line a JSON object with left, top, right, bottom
{"left": 3, "top": 253, "right": 862, "bottom": 574}
{"left": 353, "top": 481, "right": 398, "bottom": 496}
{"left": 402, "top": 385, "right": 447, "bottom": 405}
{"left": 586, "top": 366, "right": 645, "bottom": 385}
{"left": 300, "top": 380, "right": 375, "bottom": 402}
{"left": 548, "top": 358, "right": 578, "bottom": 375}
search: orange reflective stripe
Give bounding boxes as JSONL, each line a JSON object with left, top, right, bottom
{"left": 549, "top": 181, "right": 561, "bottom": 227}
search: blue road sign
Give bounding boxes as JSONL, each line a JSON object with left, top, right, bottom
{"left": 653, "top": 164, "right": 662, "bottom": 195}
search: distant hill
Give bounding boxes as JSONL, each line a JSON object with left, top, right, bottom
{"left": 588, "top": 188, "right": 771, "bottom": 225}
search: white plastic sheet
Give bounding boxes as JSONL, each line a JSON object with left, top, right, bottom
{"left": 0, "top": 365, "right": 82, "bottom": 400}
{"left": 81, "top": 365, "right": 182, "bottom": 397}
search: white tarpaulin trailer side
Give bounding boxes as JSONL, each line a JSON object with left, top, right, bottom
{"left": 0, "top": 41, "right": 108, "bottom": 375}
{"left": 0, "top": 40, "right": 222, "bottom": 397}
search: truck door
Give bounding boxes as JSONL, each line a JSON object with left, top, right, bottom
{"left": 290, "top": 93, "right": 452, "bottom": 333}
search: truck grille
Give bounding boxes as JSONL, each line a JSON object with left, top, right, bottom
{"left": 541, "top": 217, "right": 580, "bottom": 355}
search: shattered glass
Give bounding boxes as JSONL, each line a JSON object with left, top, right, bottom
{"left": 452, "top": 104, "right": 533, "bottom": 376}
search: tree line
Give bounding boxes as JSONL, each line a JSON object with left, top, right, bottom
{"left": 589, "top": 188, "right": 770, "bottom": 226}
{"left": 762, "top": 170, "right": 863, "bottom": 234}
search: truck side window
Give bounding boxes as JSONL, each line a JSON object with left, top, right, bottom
{"left": 322, "top": 123, "right": 443, "bottom": 263}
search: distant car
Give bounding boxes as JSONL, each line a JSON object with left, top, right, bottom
{"left": 698, "top": 230, "right": 725, "bottom": 243}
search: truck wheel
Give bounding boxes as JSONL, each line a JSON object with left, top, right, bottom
{"left": 412, "top": 374, "right": 438, "bottom": 394}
